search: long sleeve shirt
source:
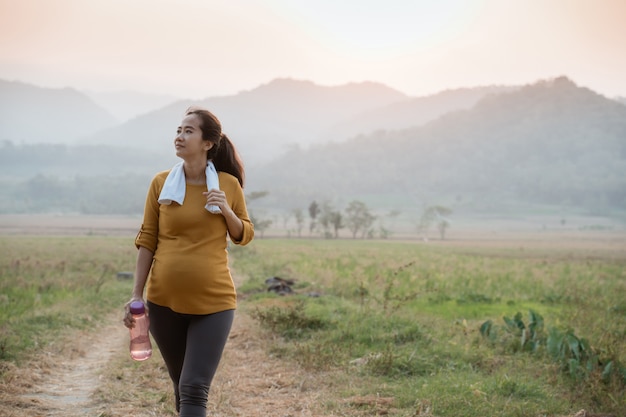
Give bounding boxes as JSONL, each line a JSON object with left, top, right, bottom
{"left": 135, "top": 169, "right": 254, "bottom": 315}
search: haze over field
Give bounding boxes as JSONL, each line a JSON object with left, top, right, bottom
{"left": 0, "top": 0, "right": 625, "bottom": 232}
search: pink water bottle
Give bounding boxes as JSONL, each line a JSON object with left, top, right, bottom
{"left": 129, "top": 301, "right": 152, "bottom": 361}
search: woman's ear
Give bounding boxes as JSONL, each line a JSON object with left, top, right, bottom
{"left": 205, "top": 142, "right": 214, "bottom": 152}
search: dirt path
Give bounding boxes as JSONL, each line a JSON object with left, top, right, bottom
{"left": 208, "top": 312, "right": 331, "bottom": 417}
{"left": 3, "top": 314, "right": 126, "bottom": 417}
{"left": 2, "top": 308, "right": 341, "bottom": 417}
{"left": 1, "top": 304, "right": 599, "bottom": 417}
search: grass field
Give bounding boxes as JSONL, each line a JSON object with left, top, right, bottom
{"left": 232, "top": 237, "right": 626, "bottom": 416}
{"left": 0, "top": 227, "right": 625, "bottom": 416}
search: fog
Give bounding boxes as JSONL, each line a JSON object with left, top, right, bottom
{"left": 1, "top": 76, "right": 625, "bottom": 235}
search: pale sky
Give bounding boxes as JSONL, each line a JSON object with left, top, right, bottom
{"left": 1, "top": 0, "right": 625, "bottom": 99}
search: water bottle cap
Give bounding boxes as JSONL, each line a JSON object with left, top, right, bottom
{"left": 129, "top": 301, "right": 145, "bottom": 314}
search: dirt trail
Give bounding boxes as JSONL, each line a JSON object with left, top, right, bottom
{"left": 2, "top": 303, "right": 597, "bottom": 417}
{"left": 10, "top": 315, "right": 126, "bottom": 417}
{"left": 208, "top": 312, "right": 330, "bottom": 417}
{"left": 4, "top": 309, "right": 339, "bottom": 417}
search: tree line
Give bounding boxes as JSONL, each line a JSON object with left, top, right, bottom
{"left": 248, "top": 193, "right": 451, "bottom": 240}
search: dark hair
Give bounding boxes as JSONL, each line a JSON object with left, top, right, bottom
{"left": 185, "top": 106, "right": 245, "bottom": 187}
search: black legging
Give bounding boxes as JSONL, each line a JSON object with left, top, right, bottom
{"left": 147, "top": 301, "right": 234, "bottom": 417}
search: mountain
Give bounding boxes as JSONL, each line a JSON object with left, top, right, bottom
{"left": 1, "top": 77, "right": 518, "bottom": 167}
{"left": 248, "top": 76, "right": 626, "bottom": 215}
{"left": 2, "top": 76, "right": 624, "bottom": 217}
{"left": 83, "top": 89, "right": 180, "bottom": 122}
{"left": 615, "top": 96, "right": 626, "bottom": 106}
{"left": 83, "top": 80, "right": 521, "bottom": 167}
{"left": 0, "top": 79, "right": 118, "bottom": 143}
{"left": 328, "top": 85, "right": 519, "bottom": 139}
{"left": 85, "top": 78, "right": 409, "bottom": 166}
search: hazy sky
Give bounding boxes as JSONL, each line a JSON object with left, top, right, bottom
{"left": 1, "top": 0, "right": 625, "bottom": 99}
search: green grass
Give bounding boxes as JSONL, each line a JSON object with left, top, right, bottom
{"left": 0, "top": 236, "right": 136, "bottom": 361}
{"left": 1, "top": 235, "right": 625, "bottom": 416}
{"left": 232, "top": 238, "right": 626, "bottom": 416}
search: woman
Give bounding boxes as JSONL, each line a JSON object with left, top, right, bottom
{"left": 124, "top": 106, "right": 254, "bottom": 416}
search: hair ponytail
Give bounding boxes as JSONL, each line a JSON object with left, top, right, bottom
{"left": 211, "top": 133, "right": 245, "bottom": 188}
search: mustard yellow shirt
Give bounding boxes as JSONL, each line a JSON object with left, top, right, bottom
{"left": 135, "top": 169, "right": 254, "bottom": 315}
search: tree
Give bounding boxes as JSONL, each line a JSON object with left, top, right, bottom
{"left": 318, "top": 201, "right": 343, "bottom": 238}
{"left": 329, "top": 211, "right": 343, "bottom": 238}
{"left": 246, "top": 190, "right": 269, "bottom": 203}
{"left": 281, "top": 211, "right": 292, "bottom": 237}
{"left": 292, "top": 208, "right": 305, "bottom": 237}
{"left": 418, "top": 205, "right": 452, "bottom": 240}
{"left": 246, "top": 191, "right": 271, "bottom": 237}
{"left": 308, "top": 200, "right": 321, "bottom": 235}
{"left": 377, "top": 209, "right": 401, "bottom": 239}
{"left": 250, "top": 214, "right": 272, "bottom": 239}
{"left": 345, "top": 200, "right": 376, "bottom": 239}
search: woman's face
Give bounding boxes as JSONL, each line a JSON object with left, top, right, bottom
{"left": 174, "top": 114, "right": 213, "bottom": 159}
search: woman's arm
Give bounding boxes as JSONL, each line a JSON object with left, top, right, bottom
{"left": 123, "top": 246, "right": 154, "bottom": 328}
{"left": 220, "top": 204, "right": 244, "bottom": 242}
{"left": 203, "top": 188, "right": 244, "bottom": 241}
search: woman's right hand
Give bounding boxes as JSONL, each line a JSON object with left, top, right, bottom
{"left": 123, "top": 297, "right": 146, "bottom": 329}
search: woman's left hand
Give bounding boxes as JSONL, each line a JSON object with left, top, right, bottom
{"left": 203, "top": 189, "right": 230, "bottom": 213}
{"left": 203, "top": 188, "right": 244, "bottom": 240}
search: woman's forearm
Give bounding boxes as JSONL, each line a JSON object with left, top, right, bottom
{"left": 222, "top": 207, "right": 244, "bottom": 242}
{"left": 132, "top": 246, "right": 154, "bottom": 300}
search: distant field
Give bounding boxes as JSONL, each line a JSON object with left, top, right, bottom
{"left": 1, "top": 213, "right": 624, "bottom": 246}
{"left": 0, "top": 214, "right": 142, "bottom": 236}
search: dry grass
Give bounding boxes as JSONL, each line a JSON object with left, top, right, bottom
{"left": 0, "top": 309, "right": 355, "bottom": 416}
{"left": 1, "top": 215, "right": 624, "bottom": 416}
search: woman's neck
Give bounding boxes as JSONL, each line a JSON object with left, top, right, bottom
{"left": 183, "top": 160, "right": 207, "bottom": 185}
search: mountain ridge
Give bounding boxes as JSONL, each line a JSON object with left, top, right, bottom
{"left": 82, "top": 78, "right": 514, "bottom": 165}
{"left": 82, "top": 78, "right": 409, "bottom": 165}
{"left": 1, "top": 75, "right": 624, "bottom": 217}
{"left": 83, "top": 89, "right": 180, "bottom": 122}
{"left": 247, "top": 76, "right": 626, "bottom": 214}
{"left": 1, "top": 76, "right": 518, "bottom": 165}
{"left": 328, "top": 84, "right": 519, "bottom": 139}
{"left": 0, "top": 79, "right": 118, "bottom": 143}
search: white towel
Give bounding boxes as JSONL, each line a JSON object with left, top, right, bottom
{"left": 158, "top": 161, "right": 221, "bottom": 213}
